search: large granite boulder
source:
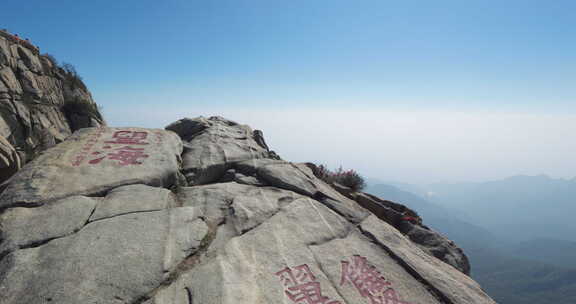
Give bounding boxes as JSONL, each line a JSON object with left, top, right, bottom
{"left": 167, "top": 116, "right": 278, "bottom": 185}
{"left": 0, "top": 127, "right": 183, "bottom": 209}
{"left": 0, "top": 117, "right": 496, "bottom": 304}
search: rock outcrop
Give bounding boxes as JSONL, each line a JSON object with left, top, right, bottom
{"left": 0, "top": 116, "right": 496, "bottom": 304}
{"left": 328, "top": 182, "right": 471, "bottom": 275}
{"left": 0, "top": 30, "right": 103, "bottom": 183}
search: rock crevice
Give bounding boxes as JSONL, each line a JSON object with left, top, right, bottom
{"left": 358, "top": 224, "right": 454, "bottom": 304}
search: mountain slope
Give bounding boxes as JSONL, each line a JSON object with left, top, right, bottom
{"left": 508, "top": 238, "right": 576, "bottom": 269}
{"left": 0, "top": 117, "right": 495, "bottom": 304}
{"left": 470, "top": 248, "right": 576, "bottom": 304}
{"left": 366, "top": 181, "right": 576, "bottom": 304}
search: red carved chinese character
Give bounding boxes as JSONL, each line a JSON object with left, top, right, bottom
{"left": 341, "top": 255, "right": 391, "bottom": 298}
{"left": 340, "top": 255, "right": 412, "bottom": 304}
{"left": 275, "top": 264, "right": 341, "bottom": 304}
{"left": 107, "top": 146, "right": 149, "bottom": 166}
{"left": 369, "top": 289, "right": 413, "bottom": 304}
{"left": 294, "top": 264, "right": 317, "bottom": 283}
{"left": 276, "top": 267, "right": 298, "bottom": 287}
{"left": 286, "top": 281, "right": 339, "bottom": 304}
{"left": 104, "top": 131, "right": 149, "bottom": 145}
{"left": 87, "top": 146, "right": 149, "bottom": 166}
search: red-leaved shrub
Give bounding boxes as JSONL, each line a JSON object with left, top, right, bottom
{"left": 310, "top": 164, "right": 366, "bottom": 191}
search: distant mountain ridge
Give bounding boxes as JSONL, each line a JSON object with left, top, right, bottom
{"left": 366, "top": 178, "right": 576, "bottom": 304}
{"left": 424, "top": 175, "right": 576, "bottom": 241}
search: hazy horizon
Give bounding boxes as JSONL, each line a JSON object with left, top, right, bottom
{"left": 103, "top": 107, "right": 576, "bottom": 184}
{"left": 3, "top": 2, "right": 576, "bottom": 304}
{"left": 4, "top": 0, "right": 575, "bottom": 184}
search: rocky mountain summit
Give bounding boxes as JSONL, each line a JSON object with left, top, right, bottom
{"left": 0, "top": 116, "right": 496, "bottom": 304}
{"left": 0, "top": 31, "right": 103, "bottom": 184}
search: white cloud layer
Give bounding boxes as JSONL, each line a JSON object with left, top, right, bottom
{"left": 103, "top": 105, "right": 576, "bottom": 183}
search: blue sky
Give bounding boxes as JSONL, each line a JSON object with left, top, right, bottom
{"left": 2, "top": 1, "right": 576, "bottom": 182}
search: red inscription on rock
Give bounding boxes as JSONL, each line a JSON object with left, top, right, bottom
{"left": 153, "top": 130, "right": 164, "bottom": 145}
{"left": 71, "top": 128, "right": 106, "bottom": 166}
{"left": 105, "top": 131, "right": 149, "bottom": 145}
{"left": 71, "top": 130, "right": 151, "bottom": 167}
{"left": 88, "top": 146, "right": 149, "bottom": 166}
{"left": 341, "top": 255, "right": 414, "bottom": 304}
{"left": 275, "top": 264, "right": 341, "bottom": 304}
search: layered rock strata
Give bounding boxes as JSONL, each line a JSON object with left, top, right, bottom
{"left": 0, "top": 32, "right": 103, "bottom": 183}
{"left": 0, "top": 116, "right": 496, "bottom": 304}
{"left": 328, "top": 182, "right": 470, "bottom": 275}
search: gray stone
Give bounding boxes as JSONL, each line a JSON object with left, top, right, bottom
{"left": 0, "top": 195, "right": 96, "bottom": 256}
{"left": 240, "top": 159, "right": 318, "bottom": 196}
{"left": 0, "top": 76, "right": 7, "bottom": 93}
{"left": 146, "top": 197, "right": 352, "bottom": 304}
{"left": 308, "top": 231, "right": 445, "bottom": 304}
{"left": 175, "top": 116, "right": 270, "bottom": 185}
{"left": 0, "top": 37, "right": 12, "bottom": 62}
{"left": 360, "top": 215, "right": 495, "bottom": 304}
{"left": 165, "top": 116, "right": 210, "bottom": 140}
{"left": 14, "top": 45, "right": 42, "bottom": 73}
{"left": 0, "top": 207, "right": 207, "bottom": 304}
{"left": 401, "top": 222, "right": 471, "bottom": 275}
{"left": 0, "top": 35, "right": 104, "bottom": 183}
{"left": 0, "top": 127, "right": 183, "bottom": 209}
{"left": 0, "top": 67, "right": 22, "bottom": 94}
{"left": 233, "top": 171, "right": 267, "bottom": 186}
{"left": 252, "top": 129, "right": 269, "bottom": 150}
{"left": 178, "top": 182, "right": 253, "bottom": 224}
{"left": 0, "top": 135, "right": 20, "bottom": 183}
{"left": 332, "top": 185, "right": 470, "bottom": 274}
{"left": 179, "top": 182, "right": 305, "bottom": 229}
{"left": 89, "top": 184, "right": 176, "bottom": 221}
{"left": 235, "top": 159, "right": 369, "bottom": 223}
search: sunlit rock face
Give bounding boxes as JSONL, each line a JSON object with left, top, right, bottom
{"left": 0, "top": 31, "right": 103, "bottom": 184}
{"left": 0, "top": 116, "right": 496, "bottom": 304}
{"left": 0, "top": 127, "right": 182, "bottom": 209}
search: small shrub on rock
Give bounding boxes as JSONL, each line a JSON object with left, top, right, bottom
{"left": 61, "top": 97, "right": 104, "bottom": 124}
{"left": 42, "top": 53, "right": 58, "bottom": 66}
{"left": 61, "top": 62, "right": 87, "bottom": 91}
{"left": 310, "top": 164, "right": 366, "bottom": 191}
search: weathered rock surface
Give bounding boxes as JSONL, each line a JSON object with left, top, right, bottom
{"left": 0, "top": 31, "right": 104, "bottom": 183}
{"left": 329, "top": 182, "right": 471, "bottom": 275}
{"left": 0, "top": 195, "right": 96, "bottom": 257}
{"left": 0, "top": 116, "right": 496, "bottom": 304}
{"left": 0, "top": 208, "right": 207, "bottom": 304}
{"left": 400, "top": 221, "right": 471, "bottom": 275}
{"left": 0, "top": 127, "right": 183, "bottom": 209}
{"left": 90, "top": 184, "right": 177, "bottom": 221}
{"left": 167, "top": 116, "right": 278, "bottom": 185}
{"left": 0, "top": 135, "right": 20, "bottom": 182}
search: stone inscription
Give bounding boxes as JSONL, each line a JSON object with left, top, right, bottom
{"left": 71, "top": 128, "right": 106, "bottom": 166}
{"left": 340, "top": 255, "right": 414, "bottom": 304}
{"left": 152, "top": 130, "right": 165, "bottom": 145}
{"left": 71, "top": 130, "right": 162, "bottom": 167}
{"left": 275, "top": 264, "right": 342, "bottom": 304}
